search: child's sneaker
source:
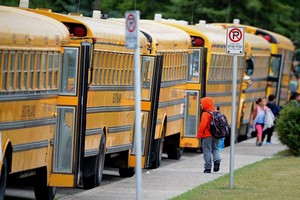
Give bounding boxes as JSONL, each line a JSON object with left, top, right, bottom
{"left": 203, "top": 169, "right": 211, "bottom": 173}
{"left": 213, "top": 161, "right": 220, "bottom": 172}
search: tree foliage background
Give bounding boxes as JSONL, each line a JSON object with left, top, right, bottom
{"left": 1, "top": 0, "right": 299, "bottom": 47}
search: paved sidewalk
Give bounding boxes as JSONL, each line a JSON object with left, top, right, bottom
{"left": 60, "top": 135, "right": 286, "bottom": 200}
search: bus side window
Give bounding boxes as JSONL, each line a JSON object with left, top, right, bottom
{"left": 188, "top": 49, "right": 200, "bottom": 82}
{"left": 269, "top": 56, "right": 281, "bottom": 78}
{"left": 61, "top": 48, "right": 79, "bottom": 95}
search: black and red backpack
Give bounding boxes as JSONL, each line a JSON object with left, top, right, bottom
{"left": 205, "top": 110, "right": 230, "bottom": 139}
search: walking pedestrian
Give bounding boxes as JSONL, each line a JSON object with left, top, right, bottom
{"left": 197, "top": 97, "right": 221, "bottom": 173}
{"left": 250, "top": 97, "right": 275, "bottom": 146}
{"left": 287, "top": 92, "right": 300, "bottom": 107}
{"left": 262, "top": 94, "right": 280, "bottom": 144}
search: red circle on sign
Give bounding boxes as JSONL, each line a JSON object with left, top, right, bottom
{"left": 229, "top": 28, "right": 242, "bottom": 42}
{"left": 126, "top": 14, "right": 136, "bottom": 33}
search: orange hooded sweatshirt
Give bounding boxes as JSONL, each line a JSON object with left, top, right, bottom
{"left": 197, "top": 97, "right": 215, "bottom": 139}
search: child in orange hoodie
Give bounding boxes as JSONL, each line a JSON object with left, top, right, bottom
{"left": 197, "top": 97, "right": 221, "bottom": 173}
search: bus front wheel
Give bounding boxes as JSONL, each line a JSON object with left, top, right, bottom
{"left": 119, "top": 167, "right": 135, "bottom": 177}
{"left": 83, "top": 134, "right": 106, "bottom": 189}
{"left": 167, "top": 146, "right": 183, "bottom": 160}
{"left": 150, "top": 137, "right": 164, "bottom": 169}
{"left": 34, "top": 168, "right": 56, "bottom": 200}
{"left": 0, "top": 155, "right": 8, "bottom": 200}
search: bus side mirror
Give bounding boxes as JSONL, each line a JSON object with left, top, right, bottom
{"left": 245, "top": 58, "right": 254, "bottom": 76}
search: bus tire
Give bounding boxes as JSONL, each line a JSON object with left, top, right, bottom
{"left": 150, "top": 138, "right": 164, "bottom": 169}
{"left": 95, "top": 134, "right": 106, "bottom": 186}
{"left": 34, "top": 168, "right": 56, "bottom": 200}
{"left": 83, "top": 134, "right": 106, "bottom": 189}
{"left": 0, "top": 155, "right": 7, "bottom": 200}
{"left": 119, "top": 167, "right": 135, "bottom": 177}
{"left": 167, "top": 146, "right": 183, "bottom": 160}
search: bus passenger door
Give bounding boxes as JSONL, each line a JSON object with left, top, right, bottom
{"left": 50, "top": 42, "right": 91, "bottom": 187}
{"left": 182, "top": 48, "right": 206, "bottom": 148}
{"left": 267, "top": 54, "right": 283, "bottom": 104}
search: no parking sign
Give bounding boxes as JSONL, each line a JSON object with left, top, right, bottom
{"left": 125, "top": 11, "right": 139, "bottom": 49}
{"left": 226, "top": 27, "right": 245, "bottom": 54}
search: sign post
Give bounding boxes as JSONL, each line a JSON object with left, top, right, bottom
{"left": 125, "top": 10, "right": 142, "bottom": 199}
{"left": 226, "top": 26, "right": 244, "bottom": 189}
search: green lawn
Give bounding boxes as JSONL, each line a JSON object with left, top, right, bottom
{"left": 171, "top": 153, "right": 300, "bottom": 200}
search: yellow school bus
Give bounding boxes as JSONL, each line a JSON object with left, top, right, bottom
{"left": 25, "top": 8, "right": 149, "bottom": 189}
{"left": 138, "top": 20, "right": 190, "bottom": 168}
{"left": 0, "top": 6, "right": 69, "bottom": 200}
{"left": 248, "top": 28, "right": 295, "bottom": 105}
{"left": 110, "top": 19, "right": 191, "bottom": 168}
{"left": 154, "top": 17, "right": 245, "bottom": 145}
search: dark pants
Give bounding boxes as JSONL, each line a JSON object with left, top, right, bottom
{"left": 262, "top": 126, "right": 274, "bottom": 143}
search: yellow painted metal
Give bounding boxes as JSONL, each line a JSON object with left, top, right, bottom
{"left": 180, "top": 137, "right": 199, "bottom": 148}
{"left": 49, "top": 174, "right": 75, "bottom": 187}
{"left": 128, "top": 154, "right": 146, "bottom": 168}
{"left": 0, "top": 6, "right": 69, "bottom": 49}
{"left": 141, "top": 101, "right": 151, "bottom": 111}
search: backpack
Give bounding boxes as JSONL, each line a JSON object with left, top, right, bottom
{"left": 205, "top": 110, "right": 230, "bottom": 139}
{"left": 267, "top": 102, "right": 280, "bottom": 117}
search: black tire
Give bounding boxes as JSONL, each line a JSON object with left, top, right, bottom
{"left": 150, "top": 138, "right": 164, "bottom": 169}
{"left": 95, "top": 134, "right": 106, "bottom": 186}
{"left": 83, "top": 134, "right": 106, "bottom": 189}
{"left": 0, "top": 155, "right": 7, "bottom": 200}
{"left": 167, "top": 147, "right": 183, "bottom": 160}
{"left": 34, "top": 168, "right": 56, "bottom": 200}
{"left": 119, "top": 167, "right": 135, "bottom": 177}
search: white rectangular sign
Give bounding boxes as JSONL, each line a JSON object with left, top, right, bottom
{"left": 226, "top": 27, "right": 245, "bottom": 54}
{"left": 125, "top": 11, "right": 139, "bottom": 49}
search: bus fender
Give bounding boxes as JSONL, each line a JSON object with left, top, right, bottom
{"left": 83, "top": 127, "right": 106, "bottom": 177}
{"left": 160, "top": 114, "right": 167, "bottom": 139}
{"left": 0, "top": 138, "right": 12, "bottom": 174}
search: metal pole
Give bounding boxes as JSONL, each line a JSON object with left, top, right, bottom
{"left": 229, "top": 54, "right": 237, "bottom": 189}
{"left": 133, "top": 11, "right": 142, "bottom": 200}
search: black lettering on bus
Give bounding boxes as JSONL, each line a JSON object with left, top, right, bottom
{"left": 112, "top": 93, "right": 122, "bottom": 103}
{"left": 21, "top": 105, "right": 36, "bottom": 118}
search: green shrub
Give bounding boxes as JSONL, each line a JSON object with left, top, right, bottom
{"left": 275, "top": 101, "right": 300, "bottom": 156}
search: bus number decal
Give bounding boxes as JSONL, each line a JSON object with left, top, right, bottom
{"left": 171, "top": 90, "right": 177, "bottom": 98}
{"left": 21, "top": 105, "right": 36, "bottom": 118}
{"left": 112, "top": 93, "right": 122, "bottom": 103}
